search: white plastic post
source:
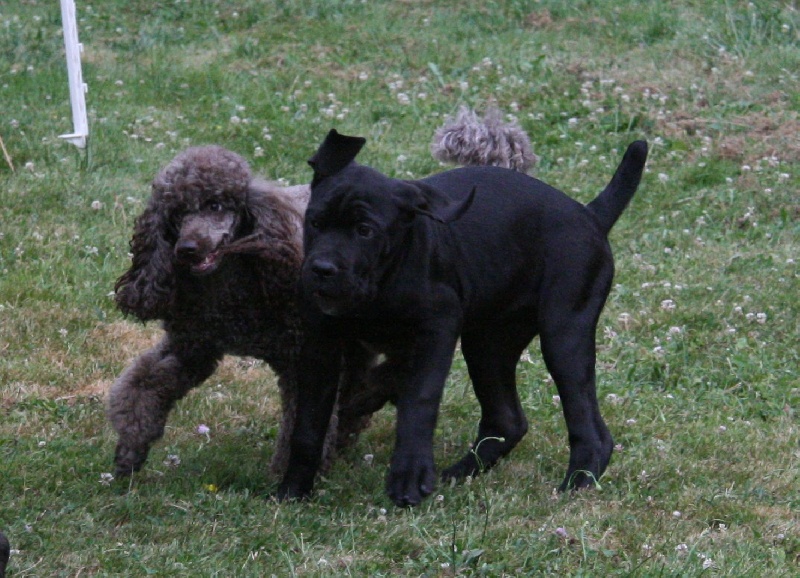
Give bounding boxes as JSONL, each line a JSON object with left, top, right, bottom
{"left": 59, "top": 0, "right": 88, "bottom": 148}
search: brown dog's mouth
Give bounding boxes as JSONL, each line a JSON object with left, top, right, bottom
{"left": 188, "top": 252, "right": 221, "bottom": 276}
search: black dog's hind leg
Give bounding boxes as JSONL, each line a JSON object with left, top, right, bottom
{"left": 539, "top": 272, "right": 614, "bottom": 491}
{"left": 441, "top": 323, "right": 533, "bottom": 481}
{"left": 108, "top": 336, "right": 222, "bottom": 477}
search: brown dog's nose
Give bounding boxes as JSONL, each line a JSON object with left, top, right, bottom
{"left": 175, "top": 239, "right": 200, "bottom": 260}
{"left": 310, "top": 259, "right": 338, "bottom": 279}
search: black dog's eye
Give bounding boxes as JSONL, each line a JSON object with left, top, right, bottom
{"left": 355, "top": 223, "right": 374, "bottom": 239}
{"left": 309, "top": 218, "right": 321, "bottom": 230}
{"left": 207, "top": 201, "right": 223, "bottom": 212}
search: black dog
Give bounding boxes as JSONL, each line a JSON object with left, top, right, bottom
{"left": 279, "top": 130, "right": 648, "bottom": 506}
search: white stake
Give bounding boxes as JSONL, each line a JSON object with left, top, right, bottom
{"left": 59, "top": 0, "right": 88, "bottom": 148}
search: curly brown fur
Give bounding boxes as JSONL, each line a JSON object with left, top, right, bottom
{"left": 431, "top": 106, "right": 538, "bottom": 173}
{"left": 108, "top": 146, "right": 367, "bottom": 479}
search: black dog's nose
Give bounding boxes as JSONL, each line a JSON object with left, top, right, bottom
{"left": 175, "top": 239, "right": 199, "bottom": 260}
{"left": 310, "top": 259, "right": 338, "bottom": 279}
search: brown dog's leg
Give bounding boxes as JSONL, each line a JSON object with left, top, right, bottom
{"left": 108, "top": 337, "right": 221, "bottom": 477}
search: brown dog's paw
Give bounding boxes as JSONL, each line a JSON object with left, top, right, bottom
{"left": 113, "top": 442, "right": 149, "bottom": 477}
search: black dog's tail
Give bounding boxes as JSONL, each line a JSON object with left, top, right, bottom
{"left": 586, "top": 140, "right": 648, "bottom": 235}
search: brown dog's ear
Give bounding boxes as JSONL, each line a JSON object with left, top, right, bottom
{"left": 393, "top": 182, "right": 477, "bottom": 224}
{"left": 114, "top": 201, "right": 176, "bottom": 321}
{"left": 308, "top": 129, "right": 367, "bottom": 181}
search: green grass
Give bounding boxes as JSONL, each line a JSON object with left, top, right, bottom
{"left": 1, "top": 0, "right": 798, "bottom": 575}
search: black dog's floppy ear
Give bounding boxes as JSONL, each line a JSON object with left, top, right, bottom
{"left": 393, "top": 182, "right": 477, "bottom": 224}
{"left": 308, "top": 129, "right": 367, "bottom": 180}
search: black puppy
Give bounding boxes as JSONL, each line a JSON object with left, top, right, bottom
{"left": 279, "top": 130, "right": 648, "bottom": 506}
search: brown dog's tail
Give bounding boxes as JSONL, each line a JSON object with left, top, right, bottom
{"left": 431, "top": 106, "right": 538, "bottom": 173}
{"left": 587, "top": 140, "right": 648, "bottom": 235}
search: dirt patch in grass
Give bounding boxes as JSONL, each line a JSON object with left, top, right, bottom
{"left": 91, "top": 321, "right": 162, "bottom": 360}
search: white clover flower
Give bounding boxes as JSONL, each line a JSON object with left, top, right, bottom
{"left": 163, "top": 454, "right": 181, "bottom": 467}
{"left": 702, "top": 558, "right": 714, "bottom": 569}
{"left": 363, "top": 454, "right": 374, "bottom": 465}
{"left": 197, "top": 424, "right": 210, "bottom": 435}
{"left": 99, "top": 472, "right": 115, "bottom": 485}
{"left": 396, "top": 92, "right": 410, "bottom": 105}
{"left": 661, "top": 299, "right": 676, "bottom": 312}
{"left": 658, "top": 173, "right": 669, "bottom": 183}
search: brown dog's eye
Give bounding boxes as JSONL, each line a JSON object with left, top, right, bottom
{"left": 355, "top": 223, "right": 374, "bottom": 239}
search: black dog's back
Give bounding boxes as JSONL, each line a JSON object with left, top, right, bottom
{"left": 422, "top": 140, "right": 648, "bottom": 237}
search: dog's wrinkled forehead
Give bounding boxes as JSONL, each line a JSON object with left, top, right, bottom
{"left": 309, "top": 164, "right": 401, "bottom": 220}
{"left": 153, "top": 146, "right": 251, "bottom": 212}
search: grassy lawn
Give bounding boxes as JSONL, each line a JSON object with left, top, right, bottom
{"left": 1, "top": 0, "right": 798, "bottom": 575}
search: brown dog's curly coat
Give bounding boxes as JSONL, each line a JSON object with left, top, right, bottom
{"left": 108, "top": 146, "right": 372, "bottom": 478}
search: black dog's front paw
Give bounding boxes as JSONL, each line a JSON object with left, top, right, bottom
{"left": 386, "top": 451, "right": 436, "bottom": 507}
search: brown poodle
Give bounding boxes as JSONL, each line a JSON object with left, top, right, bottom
{"left": 108, "top": 146, "right": 372, "bottom": 478}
